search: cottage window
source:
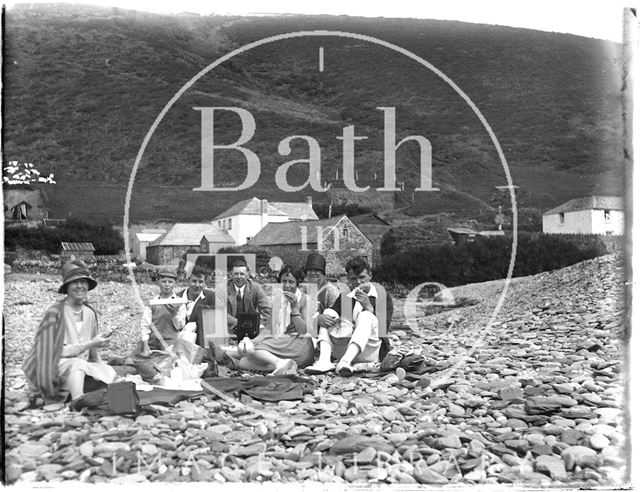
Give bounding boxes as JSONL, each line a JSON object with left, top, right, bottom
{"left": 559, "top": 213, "right": 565, "bottom": 224}
{"left": 342, "top": 225, "right": 349, "bottom": 239}
{"left": 228, "top": 218, "right": 232, "bottom": 229}
{"left": 604, "top": 210, "right": 611, "bottom": 222}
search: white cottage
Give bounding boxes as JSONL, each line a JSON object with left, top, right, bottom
{"left": 542, "top": 195, "right": 624, "bottom": 235}
{"left": 133, "top": 229, "right": 166, "bottom": 261}
{"left": 213, "top": 196, "right": 318, "bottom": 245}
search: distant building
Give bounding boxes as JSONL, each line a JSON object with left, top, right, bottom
{"left": 213, "top": 196, "right": 318, "bottom": 246}
{"left": 60, "top": 242, "right": 95, "bottom": 262}
{"left": 3, "top": 187, "right": 48, "bottom": 221}
{"left": 133, "top": 229, "right": 165, "bottom": 261}
{"left": 350, "top": 213, "right": 392, "bottom": 268}
{"left": 146, "top": 223, "right": 235, "bottom": 265}
{"left": 249, "top": 215, "right": 372, "bottom": 275}
{"left": 447, "top": 227, "right": 505, "bottom": 245}
{"left": 542, "top": 195, "right": 624, "bottom": 235}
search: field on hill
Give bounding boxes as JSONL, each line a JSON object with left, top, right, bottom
{"left": 3, "top": 5, "right": 625, "bottom": 222}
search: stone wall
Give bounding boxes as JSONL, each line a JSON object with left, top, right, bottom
{"left": 10, "top": 259, "right": 158, "bottom": 284}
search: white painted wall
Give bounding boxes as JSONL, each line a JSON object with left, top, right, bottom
{"left": 543, "top": 209, "right": 624, "bottom": 235}
{"left": 590, "top": 209, "right": 624, "bottom": 235}
{"left": 215, "top": 213, "right": 289, "bottom": 245}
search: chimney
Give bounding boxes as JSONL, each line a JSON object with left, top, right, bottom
{"left": 306, "top": 196, "right": 312, "bottom": 207}
{"left": 261, "top": 199, "right": 268, "bottom": 228}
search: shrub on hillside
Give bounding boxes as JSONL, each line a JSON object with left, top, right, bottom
{"left": 375, "top": 233, "right": 607, "bottom": 287}
{"left": 179, "top": 246, "right": 272, "bottom": 275}
{"left": 380, "top": 219, "right": 453, "bottom": 258}
{"left": 313, "top": 202, "right": 374, "bottom": 219}
{"left": 4, "top": 219, "right": 123, "bottom": 254}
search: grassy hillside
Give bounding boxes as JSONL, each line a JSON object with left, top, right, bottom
{"left": 3, "top": 5, "right": 625, "bottom": 222}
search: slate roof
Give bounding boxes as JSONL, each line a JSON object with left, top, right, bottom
{"left": 60, "top": 242, "right": 95, "bottom": 251}
{"left": 213, "top": 198, "right": 287, "bottom": 220}
{"left": 350, "top": 212, "right": 391, "bottom": 226}
{"left": 214, "top": 197, "right": 318, "bottom": 221}
{"left": 249, "top": 215, "right": 354, "bottom": 246}
{"left": 270, "top": 202, "right": 318, "bottom": 221}
{"left": 149, "top": 223, "right": 234, "bottom": 247}
{"left": 135, "top": 232, "right": 164, "bottom": 243}
{"left": 447, "top": 227, "right": 477, "bottom": 235}
{"left": 544, "top": 196, "right": 624, "bottom": 215}
{"left": 355, "top": 224, "right": 392, "bottom": 244}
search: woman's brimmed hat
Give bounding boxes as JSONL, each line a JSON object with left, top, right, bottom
{"left": 304, "top": 253, "right": 326, "bottom": 274}
{"left": 59, "top": 260, "right": 97, "bottom": 294}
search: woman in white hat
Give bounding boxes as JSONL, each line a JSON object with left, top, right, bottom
{"left": 22, "top": 260, "right": 116, "bottom": 405}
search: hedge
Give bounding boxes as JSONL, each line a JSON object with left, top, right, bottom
{"left": 374, "top": 233, "right": 608, "bottom": 288}
{"left": 5, "top": 219, "right": 123, "bottom": 254}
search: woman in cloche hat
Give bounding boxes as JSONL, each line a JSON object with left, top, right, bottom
{"left": 22, "top": 260, "right": 117, "bottom": 406}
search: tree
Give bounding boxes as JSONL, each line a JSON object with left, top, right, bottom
{"left": 3, "top": 161, "right": 55, "bottom": 185}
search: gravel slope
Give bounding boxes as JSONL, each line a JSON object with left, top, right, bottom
{"left": 3, "top": 254, "right": 628, "bottom": 485}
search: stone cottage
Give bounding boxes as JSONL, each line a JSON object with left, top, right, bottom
{"left": 248, "top": 215, "right": 373, "bottom": 275}
{"left": 3, "top": 186, "right": 48, "bottom": 221}
{"left": 213, "top": 196, "right": 318, "bottom": 246}
{"left": 146, "top": 223, "right": 235, "bottom": 265}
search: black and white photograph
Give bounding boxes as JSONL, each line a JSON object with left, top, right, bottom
{"left": 2, "top": 0, "right": 634, "bottom": 488}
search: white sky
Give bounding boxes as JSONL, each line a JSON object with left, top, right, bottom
{"left": 4, "top": 0, "right": 633, "bottom": 42}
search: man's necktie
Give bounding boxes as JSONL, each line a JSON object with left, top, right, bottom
{"left": 236, "top": 289, "right": 243, "bottom": 315}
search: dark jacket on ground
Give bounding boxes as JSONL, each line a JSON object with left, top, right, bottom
{"left": 177, "top": 287, "right": 218, "bottom": 348}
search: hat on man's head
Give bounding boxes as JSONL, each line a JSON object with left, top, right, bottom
{"left": 58, "top": 260, "right": 98, "bottom": 294}
{"left": 157, "top": 266, "right": 177, "bottom": 279}
{"left": 305, "top": 253, "right": 326, "bottom": 274}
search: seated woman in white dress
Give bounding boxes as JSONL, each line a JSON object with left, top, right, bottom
{"left": 224, "top": 265, "right": 315, "bottom": 375}
{"left": 22, "top": 260, "right": 117, "bottom": 404}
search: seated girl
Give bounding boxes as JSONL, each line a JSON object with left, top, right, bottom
{"left": 224, "top": 265, "right": 314, "bottom": 375}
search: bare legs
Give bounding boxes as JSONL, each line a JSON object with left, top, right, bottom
{"left": 222, "top": 344, "right": 297, "bottom": 375}
{"left": 67, "top": 368, "right": 86, "bottom": 399}
{"left": 304, "top": 327, "right": 336, "bottom": 374}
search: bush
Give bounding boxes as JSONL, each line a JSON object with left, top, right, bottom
{"left": 374, "top": 233, "right": 608, "bottom": 288}
{"left": 178, "top": 246, "right": 272, "bottom": 275}
{"left": 4, "top": 219, "right": 123, "bottom": 254}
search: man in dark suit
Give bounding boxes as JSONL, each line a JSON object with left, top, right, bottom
{"left": 226, "top": 259, "right": 271, "bottom": 336}
{"left": 177, "top": 266, "right": 220, "bottom": 347}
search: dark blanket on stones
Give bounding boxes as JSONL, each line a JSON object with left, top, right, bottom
{"left": 202, "top": 375, "right": 316, "bottom": 401}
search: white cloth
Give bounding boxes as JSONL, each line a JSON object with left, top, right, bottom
{"left": 234, "top": 285, "right": 246, "bottom": 297}
{"left": 58, "top": 305, "right": 116, "bottom": 387}
{"left": 140, "top": 293, "right": 187, "bottom": 341}
{"left": 182, "top": 289, "right": 205, "bottom": 319}
{"left": 347, "top": 283, "right": 379, "bottom": 323}
{"left": 273, "top": 288, "right": 302, "bottom": 337}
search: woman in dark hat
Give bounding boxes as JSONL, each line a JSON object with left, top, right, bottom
{"left": 22, "top": 260, "right": 116, "bottom": 405}
{"left": 304, "top": 252, "right": 341, "bottom": 315}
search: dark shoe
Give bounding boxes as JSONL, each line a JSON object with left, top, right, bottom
{"left": 202, "top": 357, "right": 219, "bottom": 378}
{"left": 380, "top": 352, "right": 404, "bottom": 372}
{"left": 208, "top": 341, "right": 235, "bottom": 367}
{"left": 336, "top": 361, "right": 354, "bottom": 377}
{"left": 398, "top": 354, "right": 429, "bottom": 374}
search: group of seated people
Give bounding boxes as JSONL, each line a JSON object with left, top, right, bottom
{"left": 22, "top": 252, "right": 393, "bottom": 404}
